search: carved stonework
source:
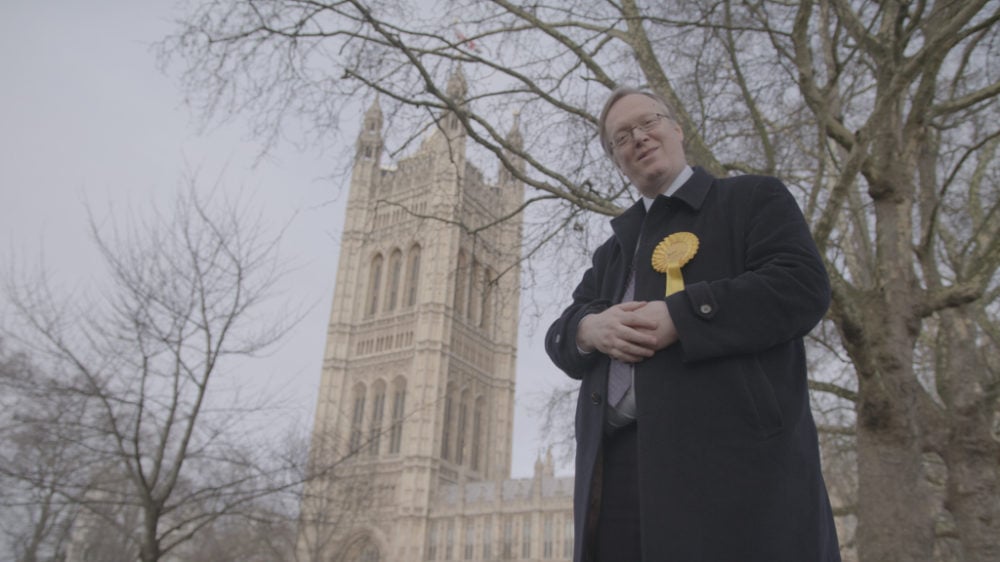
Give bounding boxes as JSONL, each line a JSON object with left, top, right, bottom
{"left": 298, "top": 82, "right": 572, "bottom": 562}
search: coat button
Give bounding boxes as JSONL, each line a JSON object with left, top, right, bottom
{"left": 590, "top": 392, "right": 602, "bottom": 405}
{"left": 699, "top": 304, "right": 713, "bottom": 314}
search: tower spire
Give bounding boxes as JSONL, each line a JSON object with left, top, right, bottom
{"left": 506, "top": 110, "right": 523, "bottom": 151}
{"left": 353, "top": 95, "right": 384, "bottom": 191}
{"left": 446, "top": 67, "right": 467, "bottom": 101}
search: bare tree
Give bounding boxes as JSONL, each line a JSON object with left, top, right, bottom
{"left": 2, "top": 188, "right": 301, "bottom": 562}
{"left": 0, "top": 343, "right": 85, "bottom": 562}
{"left": 163, "top": 1, "right": 1000, "bottom": 560}
{"left": 163, "top": 431, "right": 321, "bottom": 562}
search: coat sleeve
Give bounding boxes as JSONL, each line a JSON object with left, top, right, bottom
{"left": 545, "top": 240, "right": 615, "bottom": 379}
{"left": 666, "top": 177, "right": 830, "bottom": 362}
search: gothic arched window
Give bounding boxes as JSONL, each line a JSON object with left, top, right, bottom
{"left": 464, "top": 520, "right": 475, "bottom": 560}
{"left": 483, "top": 517, "right": 493, "bottom": 559}
{"left": 544, "top": 515, "right": 554, "bottom": 558}
{"left": 389, "top": 377, "right": 407, "bottom": 454}
{"left": 522, "top": 517, "right": 532, "bottom": 558}
{"left": 405, "top": 244, "right": 421, "bottom": 307}
{"left": 445, "top": 519, "right": 455, "bottom": 560}
{"left": 471, "top": 396, "right": 485, "bottom": 472}
{"left": 369, "top": 380, "right": 386, "bottom": 457}
{"left": 349, "top": 383, "right": 367, "bottom": 454}
{"left": 387, "top": 249, "right": 403, "bottom": 312}
{"left": 441, "top": 384, "right": 455, "bottom": 461}
{"left": 466, "top": 258, "right": 480, "bottom": 322}
{"left": 367, "top": 254, "right": 383, "bottom": 317}
{"left": 454, "top": 251, "right": 468, "bottom": 317}
{"left": 456, "top": 390, "right": 469, "bottom": 465}
{"left": 427, "top": 521, "right": 439, "bottom": 560}
{"left": 480, "top": 267, "right": 495, "bottom": 331}
{"left": 502, "top": 518, "right": 514, "bottom": 558}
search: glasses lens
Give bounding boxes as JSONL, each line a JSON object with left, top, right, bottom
{"left": 641, "top": 116, "right": 660, "bottom": 130}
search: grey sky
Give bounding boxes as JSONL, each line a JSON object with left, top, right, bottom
{"left": 1, "top": 0, "right": 570, "bottom": 478}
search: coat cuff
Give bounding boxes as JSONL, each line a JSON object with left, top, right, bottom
{"left": 666, "top": 281, "right": 717, "bottom": 361}
{"left": 560, "top": 301, "right": 608, "bottom": 372}
{"left": 684, "top": 281, "right": 718, "bottom": 319}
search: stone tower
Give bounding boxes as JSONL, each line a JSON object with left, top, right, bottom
{"left": 298, "top": 70, "right": 530, "bottom": 562}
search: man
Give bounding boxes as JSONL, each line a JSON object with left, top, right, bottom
{"left": 545, "top": 87, "right": 841, "bottom": 561}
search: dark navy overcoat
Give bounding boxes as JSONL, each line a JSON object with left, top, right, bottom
{"left": 545, "top": 168, "right": 841, "bottom": 561}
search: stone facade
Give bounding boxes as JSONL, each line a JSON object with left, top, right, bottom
{"left": 298, "top": 71, "right": 573, "bottom": 562}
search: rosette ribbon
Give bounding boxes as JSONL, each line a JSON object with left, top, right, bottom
{"left": 651, "top": 232, "right": 699, "bottom": 296}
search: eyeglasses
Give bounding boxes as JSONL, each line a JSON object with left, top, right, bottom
{"left": 609, "top": 113, "right": 671, "bottom": 151}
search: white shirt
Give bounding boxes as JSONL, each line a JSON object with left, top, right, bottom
{"left": 641, "top": 165, "right": 693, "bottom": 210}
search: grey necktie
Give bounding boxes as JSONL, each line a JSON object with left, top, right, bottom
{"left": 606, "top": 272, "right": 636, "bottom": 406}
{"left": 607, "top": 221, "right": 643, "bottom": 406}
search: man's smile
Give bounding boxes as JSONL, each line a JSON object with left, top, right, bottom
{"left": 635, "top": 146, "right": 657, "bottom": 163}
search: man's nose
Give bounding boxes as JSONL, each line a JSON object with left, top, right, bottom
{"left": 631, "top": 126, "right": 652, "bottom": 146}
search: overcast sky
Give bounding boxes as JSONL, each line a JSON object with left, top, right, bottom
{"left": 0, "top": 0, "right": 572, "bottom": 478}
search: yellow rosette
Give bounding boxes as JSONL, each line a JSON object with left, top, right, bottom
{"left": 651, "top": 232, "right": 699, "bottom": 296}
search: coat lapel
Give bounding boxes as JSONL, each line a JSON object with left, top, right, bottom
{"left": 610, "top": 199, "right": 647, "bottom": 273}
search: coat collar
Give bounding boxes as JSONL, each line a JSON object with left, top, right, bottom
{"left": 669, "top": 166, "right": 712, "bottom": 211}
{"left": 610, "top": 166, "right": 714, "bottom": 248}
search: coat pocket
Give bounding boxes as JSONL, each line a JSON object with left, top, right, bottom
{"left": 739, "top": 356, "right": 784, "bottom": 438}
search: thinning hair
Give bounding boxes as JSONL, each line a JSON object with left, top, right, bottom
{"left": 598, "top": 87, "right": 679, "bottom": 158}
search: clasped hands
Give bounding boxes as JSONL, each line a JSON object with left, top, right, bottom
{"left": 576, "top": 300, "right": 678, "bottom": 363}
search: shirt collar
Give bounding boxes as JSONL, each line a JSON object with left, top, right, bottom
{"left": 641, "top": 165, "right": 693, "bottom": 210}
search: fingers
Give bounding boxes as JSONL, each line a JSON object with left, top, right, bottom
{"left": 601, "top": 301, "right": 657, "bottom": 333}
{"left": 580, "top": 308, "right": 654, "bottom": 357}
{"left": 618, "top": 300, "right": 647, "bottom": 312}
{"left": 607, "top": 337, "right": 656, "bottom": 363}
{"left": 605, "top": 327, "right": 657, "bottom": 362}
{"left": 577, "top": 301, "right": 677, "bottom": 361}
{"left": 630, "top": 300, "right": 678, "bottom": 350}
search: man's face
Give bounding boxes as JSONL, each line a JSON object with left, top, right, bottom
{"left": 605, "top": 94, "right": 686, "bottom": 198}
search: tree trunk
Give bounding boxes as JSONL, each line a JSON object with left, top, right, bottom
{"left": 139, "top": 503, "right": 161, "bottom": 562}
{"left": 839, "top": 283, "right": 936, "bottom": 562}
{"left": 939, "top": 310, "right": 1000, "bottom": 562}
{"left": 140, "top": 538, "right": 160, "bottom": 562}
{"left": 855, "top": 371, "right": 936, "bottom": 562}
{"left": 853, "top": 139, "right": 936, "bottom": 559}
